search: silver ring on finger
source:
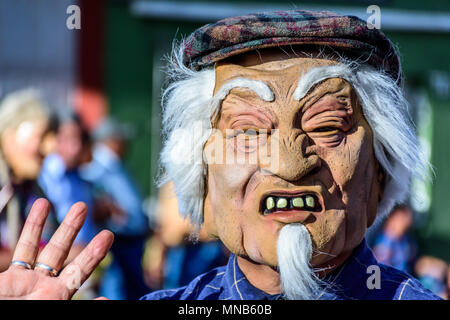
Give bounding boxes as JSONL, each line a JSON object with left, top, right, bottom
{"left": 35, "top": 262, "right": 59, "bottom": 277}
{"left": 10, "top": 260, "right": 32, "bottom": 270}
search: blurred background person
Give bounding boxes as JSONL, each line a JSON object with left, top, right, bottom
{"left": 80, "top": 117, "right": 150, "bottom": 300}
{"left": 40, "top": 114, "right": 61, "bottom": 160}
{"left": 447, "top": 267, "right": 450, "bottom": 299}
{"left": 372, "top": 204, "right": 418, "bottom": 273}
{"left": 0, "top": 89, "right": 57, "bottom": 271}
{"left": 149, "top": 182, "right": 228, "bottom": 290}
{"left": 414, "top": 255, "right": 448, "bottom": 299}
{"left": 38, "top": 112, "right": 97, "bottom": 263}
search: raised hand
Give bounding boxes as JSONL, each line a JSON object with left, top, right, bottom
{"left": 0, "top": 198, "right": 114, "bottom": 299}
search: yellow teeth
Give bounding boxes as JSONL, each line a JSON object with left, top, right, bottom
{"left": 263, "top": 194, "right": 319, "bottom": 213}
{"left": 292, "top": 197, "right": 304, "bottom": 208}
{"left": 276, "top": 198, "right": 288, "bottom": 209}
{"left": 305, "top": 195, "right": 315, "bottom": 208}
{"left": 266, "top": 197, "right": 275, "bottom": 210}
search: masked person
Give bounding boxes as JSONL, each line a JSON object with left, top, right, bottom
{"left": 0, "top": 10, "right": 441, "bottom": 300}
{"left": 142, "top": 10, "right": 439, "bottom": 300}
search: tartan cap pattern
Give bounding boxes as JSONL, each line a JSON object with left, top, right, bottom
{"left": 182, "top": 10, "right": 401, "bottom": 83}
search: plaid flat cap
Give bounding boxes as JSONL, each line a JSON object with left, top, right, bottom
{"left": 182, "top": 10, "right": 401, "bottom": 83}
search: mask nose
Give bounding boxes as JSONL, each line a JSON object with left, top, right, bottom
{"left": 260, "top": 129, "right": 321, "bottom": 182}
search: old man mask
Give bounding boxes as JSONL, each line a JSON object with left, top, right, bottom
{"left": 159, "top": 10, "right": 429, "bottom": 299}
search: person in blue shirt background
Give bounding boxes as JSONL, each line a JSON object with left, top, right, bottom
{"left": 80, "top": 117, "right": 150, "bottom": 300}
{"left": 373, "top": 204, "right": 418, "bottom": 273}
{"left": 39, "top": 113, "right": 98, "bottom": 262}
{"left": 414, "top": 255, "right": 448, "bottom": 299}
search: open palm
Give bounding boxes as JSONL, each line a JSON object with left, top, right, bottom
{"left": 0, "top": 199, "right": 113, "bottom": 300}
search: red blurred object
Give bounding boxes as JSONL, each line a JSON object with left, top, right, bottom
{"left": 74, "top": 0, "right": 106, "bottom": 131}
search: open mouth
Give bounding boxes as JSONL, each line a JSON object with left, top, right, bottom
{"left": 262, "top": 193, "right": 322, "bottom": 215}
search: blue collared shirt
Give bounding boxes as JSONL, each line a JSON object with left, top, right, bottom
{"left": 140, "top": 239, "right": 441, "bottom": 300}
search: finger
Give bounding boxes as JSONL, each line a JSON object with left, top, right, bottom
{"left": 94, "top": 297, "right": 110, "bottom": 300}
{"left": 59, "top": 230, "right": 114, "bottom": 297}
{"left": 11, "top": 198, "right": 50, "bottom": 268}
{"left": 35, "top": 202, "right": 87, "bottom": 275}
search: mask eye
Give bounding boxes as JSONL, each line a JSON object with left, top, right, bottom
{"left": 244, "top": 129, "right": 259, "bottom": 136}
{"left": 234, "top": 128, "right": 260, "bottom": 138}
{"left": 229, "top": 128, "right": 268, "bottom": 141}
{"left": 337, "top": 96, "right": 348, "bottom": 103}
{"left": 313, "top": 127, "right": 337, "bottom": 133}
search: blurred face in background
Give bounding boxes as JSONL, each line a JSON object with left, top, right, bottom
{"left": 57, "top": 121, "right": 84, "bottom": 170}
{"left": 40, "top": 130, "right": 58, "bottom": 157}
{"left": 384, "top": 207, "right": 413, "bottom": 238}
{"left": 1, "top": 118, "right": 48, "bottom": 181}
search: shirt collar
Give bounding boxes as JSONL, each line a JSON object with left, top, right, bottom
{"left": 220, "top": 239, "right": 376, "bottom": 300}
{"left": 319, "top": 238, "right": 377, "bottom": 300}
{"left": 220, "top": 254, "right": 281, "bottom": 300}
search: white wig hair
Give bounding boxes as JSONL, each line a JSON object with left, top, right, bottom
{"left": 158, "top": 43, "right": 430, "bottom": 230}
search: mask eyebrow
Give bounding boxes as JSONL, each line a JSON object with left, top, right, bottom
{"left": 293, "top": 64, "right": 355, "bottom": 101}
{"left": 213, "top": 77, "right": 274, "bottom": 103}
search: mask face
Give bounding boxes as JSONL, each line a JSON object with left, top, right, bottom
{"left": 203, "top": 55, "right": 383, "bottom": 269}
